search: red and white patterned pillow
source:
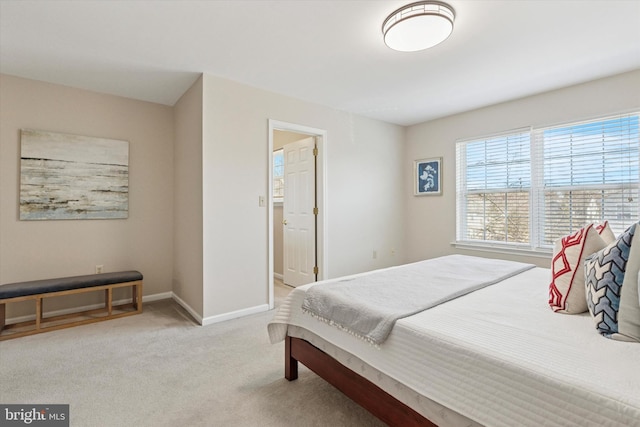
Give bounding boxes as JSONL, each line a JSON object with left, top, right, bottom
{"left": 549, "top": 224, "right": 607, "bottom": 314}
{"left": 595, "top": 220, "right": 616, "bottom": 244}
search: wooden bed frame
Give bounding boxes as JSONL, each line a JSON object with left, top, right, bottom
{"left": 285, "top": 335, "right": 436, "bottom": 427}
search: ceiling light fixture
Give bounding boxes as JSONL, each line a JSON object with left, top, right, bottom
{"left": 382, "top": 1, "right": 455, "bottom": 52}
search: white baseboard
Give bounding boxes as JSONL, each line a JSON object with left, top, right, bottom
{"left": 171, "top": 292, "right": 203, "bottom": 325}
{"left": 201, "top": 304, "right": 270, "bottom": 326}
{"left": 5, "top": 291, "right": 173, "bottom": 325}
{"left": 171, "top": 293, "right": 270, "bottom": 326}
{"left": 5, "top": 290, "right": 269, "bottom": 329}
{"left": 274, "top": 273, "right": 283, "bottom": 281}
{"left": 144, "top": 292, "right": 173, "bottom": 302}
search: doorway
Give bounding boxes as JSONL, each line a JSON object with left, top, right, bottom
{"left": 268, "top": 120, "right": 327, "bottom": 309}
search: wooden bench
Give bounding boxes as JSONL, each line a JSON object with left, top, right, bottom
{"left": 0, "top": 271, "right": 143, "bottom": 340}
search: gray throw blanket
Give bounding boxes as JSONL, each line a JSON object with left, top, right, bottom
{"left": 302, "top": 255, "right": 535, "bottom": 346}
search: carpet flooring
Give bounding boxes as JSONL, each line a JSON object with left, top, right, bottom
{"left": 0, "top": 285, "right": 385, "bottom": 426}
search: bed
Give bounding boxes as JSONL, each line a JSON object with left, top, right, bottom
{"left": 268, "top": 254, "right": 640, "bottom": 427}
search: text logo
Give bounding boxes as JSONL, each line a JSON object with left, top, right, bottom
{"left": 0, "top": 405, "right": 69, "bottom": 427}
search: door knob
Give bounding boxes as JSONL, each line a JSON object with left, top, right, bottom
{"left": 282, "top": 219, "right": 288, "bottom": 225}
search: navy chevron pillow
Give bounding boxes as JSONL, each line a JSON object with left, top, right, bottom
{"left": 585, "top": 222, "right": 638, "bottom": 341}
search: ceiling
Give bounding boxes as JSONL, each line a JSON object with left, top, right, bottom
{"left": 1, "top": 0, "right": 639, "bottom": 126}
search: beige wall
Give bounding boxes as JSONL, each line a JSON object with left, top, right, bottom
{"left": 6, "top": 68, "right": 631, "bottom": 324}
{"left": 200, "top": 74, "right": 405, "bottom": 320}
{"left": 0, "top": 71, "right": 402, "bottom": 325}
{"left": 173, "top": 76, "right": 204, "bottom": 316}
{"left": 0, "top": 74, "right": 174, "bottom": 316}
{"left": 404, "top": 70, "right": 640, "bottom": 268}
{"left": 273, "top": 130, "right": 309, "bottom": 150}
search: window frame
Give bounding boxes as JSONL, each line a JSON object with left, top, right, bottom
{"left": 454, "top": 112, "right": 639, "bottom": 257}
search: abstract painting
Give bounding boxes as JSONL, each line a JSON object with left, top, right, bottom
{"left": 414, "top": 157, "right": 442, "bottom": 196}
{"left": 20, "top": 129, "right": 129, "bottom": 220}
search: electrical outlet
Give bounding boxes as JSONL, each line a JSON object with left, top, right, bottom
{"left": 95, "top": 265, "right": 104, "bottom": 274}
{"left": 372, "top": 250, "right": 377, "bottom": 259}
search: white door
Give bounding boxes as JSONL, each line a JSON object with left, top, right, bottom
{"left": 283, "top": 137, "right": 316, "bottom": 287}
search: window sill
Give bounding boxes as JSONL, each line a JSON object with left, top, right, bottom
{"left": 451, "top": 241, "right": 552, "bottom": 259}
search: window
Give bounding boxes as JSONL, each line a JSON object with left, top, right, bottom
{"left": 456, "top": 130, "right": 531, "bottom": 246}
{"left": 456, "top": 113, "right": 639, "bottom": 253}
{"left": 273, "top": 149, "right": 284, "bottom": 202}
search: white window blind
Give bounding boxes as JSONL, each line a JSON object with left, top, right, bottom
{"left": 533, "top": 114, "right": 639, "bottom": 246}
{"left": 456, "top": 113, "right": 639, "bottom": 252}
{"left": 456, "top": 129, "right": 531, "bottom": 245}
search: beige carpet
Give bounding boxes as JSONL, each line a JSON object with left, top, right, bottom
{"left": 0, "top": 286, "right": 385, "bottom": 427}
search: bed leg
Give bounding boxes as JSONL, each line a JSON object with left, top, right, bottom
{"left": 285, "top": 336, "right": 298, "bottom": 380}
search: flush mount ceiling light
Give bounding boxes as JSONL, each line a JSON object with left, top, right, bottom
{"left": 382, "top": 1, "right": 455, "bottom": 52}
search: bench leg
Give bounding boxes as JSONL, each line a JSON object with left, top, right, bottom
{"left": 134, "top": 283, "right": 142, "bottom": 312}
{"left": 105, "top": 288, "right": 113, "bottom": 315}
{"left": 0, "top": 303, "right": 5, "bottom": 332}
{"left": 35, "top": 297, "right": 42, "bottom": 331}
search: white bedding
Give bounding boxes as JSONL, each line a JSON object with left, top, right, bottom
{"left": 302, "top": 254, "right": 534, "bottom": 345}
{"left": 269, "top": 265, "right": 640, "bottom": 427}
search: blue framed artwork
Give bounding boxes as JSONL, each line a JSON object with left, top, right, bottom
{"left": 414, "top": 157, "right": 442, "bottom": 196}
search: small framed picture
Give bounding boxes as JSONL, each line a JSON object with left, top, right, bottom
{"left": 414, "top": 157, "right": 442, "bottom": 196}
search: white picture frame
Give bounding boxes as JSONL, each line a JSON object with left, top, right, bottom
{"left": 414, "top": 157, "right": 442, "bottom": 196}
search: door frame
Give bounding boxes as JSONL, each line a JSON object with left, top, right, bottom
{"left": 268, "top": 119, "right": 328, "bottom": 309}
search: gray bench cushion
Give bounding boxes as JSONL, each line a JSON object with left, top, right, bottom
{"left": 0, "top": 271, "right": 143, "bottom": 299}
